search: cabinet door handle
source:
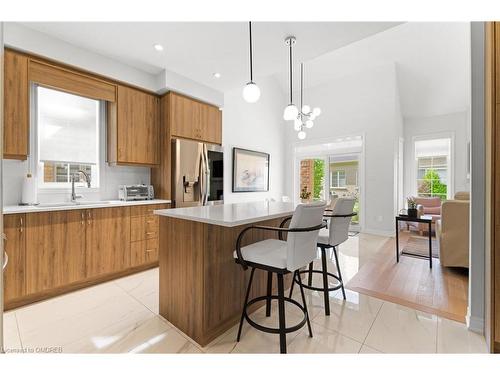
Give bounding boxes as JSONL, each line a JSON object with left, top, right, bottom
{"left": 19, "top": 217, "right": 23, "bottom": 233}
{"left": 2, "top": 234, "right": 7, "bottom": 270}
{"left": 81, "top": 211, "right": 85, "bottom": 225}
{"left": 145, "top": 249, "right": 156, "bottom": 253}
{"left": 87, "top": 210, "right": 92, "bottom": 225}
{"left": 146, "top": 232, "right": 155, "bottom": 235}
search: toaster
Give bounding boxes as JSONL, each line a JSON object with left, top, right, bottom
{"left": 118, "top": 185, "right": 154, "bottom": 201}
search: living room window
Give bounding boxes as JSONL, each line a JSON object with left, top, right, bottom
{"left": 414, "top": 137, "right": 451, "bottom": 200}
{"left": 36, "top": 86, "right": 100, "bottom": 189}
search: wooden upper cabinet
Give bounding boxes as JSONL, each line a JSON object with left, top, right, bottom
{"left": 107, "top": 85, "right": 160, "bottom": 166}
{"left": 85, "top": 207, "right": 131, "bottom": 278}
{"left": 3, "top": 50, "right": 29, "bottom": 160}
{"left": 169, "top": 92, "right": 222, "bottom": 144}
{"left": 3, "top": 214, "right": 26, "bottom": 302}
{"left": 203, "top": 104, "right": 223, "bottom": 144}
{"left": 169, "top": 92, "right": 198, "bottom": 140}
{"left": 496, "top": 23, "right": 500, "bottom": 104}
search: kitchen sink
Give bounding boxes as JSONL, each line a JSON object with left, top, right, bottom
{"left": 74, "top": 200, "right": 112, "bottom": 206}
{"left": 35, "top": 201, "right": 112, "bottom": 208}
{"left": 36, "top": 202, "right": 78, "bottom": 208}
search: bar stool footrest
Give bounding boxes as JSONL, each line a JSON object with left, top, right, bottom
{"left": 244, "top": 295, "right": 308, "bottom": 334}
{"left": 296, "top": 269, "right": 343, "bottom": 292}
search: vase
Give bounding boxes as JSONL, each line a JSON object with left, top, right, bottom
{"left": 407, "top": 208, "right": 418, "bottom": 218}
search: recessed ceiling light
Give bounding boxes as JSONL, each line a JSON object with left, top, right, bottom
{"left": 153, "top": 44, "right": 164, "bottom": 52}
{"left": 213, "top": 72, "right": 221, "bottom": 79}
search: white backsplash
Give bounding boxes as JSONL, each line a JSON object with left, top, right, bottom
{"left": 3, "top": 159, "right": 150, "bottom": 206}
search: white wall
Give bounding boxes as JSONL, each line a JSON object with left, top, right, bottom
{"left": 4, "top": 23, "right": 224, "bottom": 106}
{"left": 403, "top": 111, "right": 470, "bottom": 199}
{"left": 222, "top": 76, "right": 286, "bottom": 203}
{"left": 285, "top": 63, "right": 403, "bottom": 235}
{"left": 4, "top": 23, "right": 158, "bottom": 93}
{"left": 469, "top": 22, "right": 485, "bottom": 334}
{"left": 3, "top": 160, "right": 150, "bottom": 206}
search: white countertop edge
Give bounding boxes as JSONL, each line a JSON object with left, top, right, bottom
{"left": 154, "top": 209, "right": 294, "bottom": 227}
{"left": 3, "top": 199, "right": 171, "bottom": 214}
{"left": 153, "top": 209, "right": 294, "bottom": 228}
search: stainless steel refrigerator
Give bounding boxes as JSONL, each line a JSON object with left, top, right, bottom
{"left": 171, "top": 138, "right": 224, "bottom": 207}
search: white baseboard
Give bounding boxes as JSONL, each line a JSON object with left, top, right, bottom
{"left": 361, "top": 228, "right": 394, "bottom": 237}
{"left": 466, "top": 307, "right": 485, "bottom": 333}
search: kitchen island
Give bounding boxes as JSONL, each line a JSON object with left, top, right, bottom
{"left": 154, "top": 201, "right": 295, "bottom": 346}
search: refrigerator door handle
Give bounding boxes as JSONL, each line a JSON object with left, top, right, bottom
{"left": 198, "top": 147, "right": 205, "bottom": 205}
{"left": 204, "top": 145, "right": 210, "bottom": 205}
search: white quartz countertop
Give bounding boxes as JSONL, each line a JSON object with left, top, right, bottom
{"left": 3, "top": 199, "right": 171, "bottom": 214}
{"left": 154, "top": 201, "right": 295, "bottom": 227}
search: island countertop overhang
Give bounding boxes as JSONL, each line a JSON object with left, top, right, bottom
{"left": 154, "top": 201, "right": 295, "bottom": 227}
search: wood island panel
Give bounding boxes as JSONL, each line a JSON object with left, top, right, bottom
{"left": 159, "top": 215, "right": 292, "bottom": 346}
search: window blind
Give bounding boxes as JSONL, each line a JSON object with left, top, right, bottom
{"left": 414, "top": 138, "right": 450, "bottom": 158}
{"left": 38, "top": 86, "right": 99, "bottom": 165}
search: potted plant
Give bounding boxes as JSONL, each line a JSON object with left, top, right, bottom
{"left": 300, "top": 187, "right": 312, "bottom": 203}
{"left": 407, "top": 197, "right": 418, "bottom": 218}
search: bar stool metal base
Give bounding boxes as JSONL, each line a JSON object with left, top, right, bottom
{"left": 294, "top": 269, "right": 343, "bottom": 293}
{"left": 236, "top": 267, "right": 312, "bottom": 354}
{"left": 241, "top": 295, "right": 308, "bottom": 335}
{"left": 289, "top": 245, "right": 346, "bottom": 316}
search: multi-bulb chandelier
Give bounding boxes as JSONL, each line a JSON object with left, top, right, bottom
{"left": 282, "top": 36, "right": 321, "bottom": 140}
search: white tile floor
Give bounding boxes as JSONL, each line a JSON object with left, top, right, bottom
{"left": 2, "top": 233, "right": 488, "bottom": 354}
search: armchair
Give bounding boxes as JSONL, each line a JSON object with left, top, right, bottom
{"left": 436, "top": 192, "right": 470, "bottom": 268}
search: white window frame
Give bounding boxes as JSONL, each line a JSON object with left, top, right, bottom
{"left": 330, "top": 169, "right": 347, "bottom": 188}
{"left": 291, "top": 132, "right": 365, "bottom": 231}
{"left": 411, "top": 132, "right": 454, "bottom": 200}
{"left": 30, "top": 84, "right": 104, "bottom": 193}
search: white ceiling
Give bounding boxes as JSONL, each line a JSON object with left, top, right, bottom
{"left": 19, "top": 22, "right": 400, "bottom": 92}
{"left": 276, "top": 22, "right": 471, "bottom": 118}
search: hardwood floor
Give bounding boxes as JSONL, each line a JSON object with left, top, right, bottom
{"left": 346, "top": 231, "right": 469, "bottom": 323}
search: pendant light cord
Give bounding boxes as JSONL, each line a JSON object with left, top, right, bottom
{"left": 249, "top": 21, "right": 253, "bottom": 82}
{"left": 300, "top": 63, "right": 304, "bottom": 110}
{"left": 289, "top": 40, "right": 293, "bottom": 103}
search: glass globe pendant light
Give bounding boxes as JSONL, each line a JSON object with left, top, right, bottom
{"left": 295, "top": 62, "right": 321, "bottom": 139}
{"left": 283, "top": 36, "right": 298, "bottom": 120}
{"left": 242, "top": 22, "right": 261, "bottom": 103}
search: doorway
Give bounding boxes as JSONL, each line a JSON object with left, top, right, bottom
{"left": 294, "top": 135, "right": 364, "bottom": 231}
{"left": 328, "top": 154, "right": 361, "bottom": 231}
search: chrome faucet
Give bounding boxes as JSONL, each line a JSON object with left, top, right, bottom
{"left": 71, "top": 170, "right": 92, "bottom": 203}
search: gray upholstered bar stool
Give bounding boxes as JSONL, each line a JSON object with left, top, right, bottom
{"left": 233, "top": 201, "right": 327, "bottom": 354}
{"left": 289, "top": 198, "right": 356, "bottom": 316}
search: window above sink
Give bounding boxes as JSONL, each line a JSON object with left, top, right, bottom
{"left": 34, "top": 85, "right": 101, "bottom": 190}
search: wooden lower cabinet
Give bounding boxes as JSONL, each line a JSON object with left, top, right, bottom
{"left": 129, "top": 203, "right": 169, "bottom": 267}
{"left": 25, "top": 210, "right": 86, "bottom": 294}
{"left": 131, "top": 238, "right": 159, "bottom": 267}
{"left": 4, "top": 204, "right": 163, "bottom": 309}
{"left": 85, "top": 207, "right": 131, "bottom": 278}
{"left": 3, "top": 214, "right": 26, "bottom": 301}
